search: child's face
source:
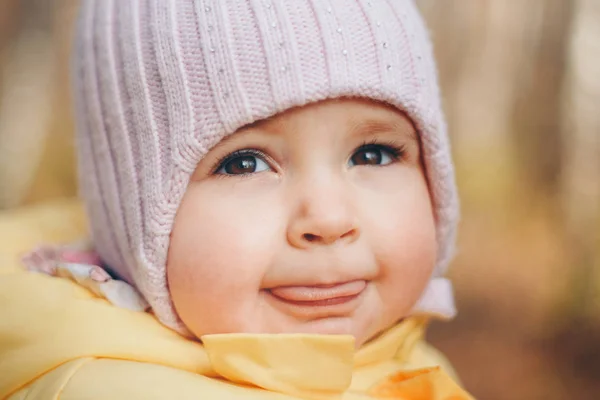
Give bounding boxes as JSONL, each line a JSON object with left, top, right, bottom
{"left": 167, "top": 98, "right": 436, "bottom": 346}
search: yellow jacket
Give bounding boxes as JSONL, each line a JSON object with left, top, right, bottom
{"left": 0, "top": 199, "right": 474, "bottom": 399}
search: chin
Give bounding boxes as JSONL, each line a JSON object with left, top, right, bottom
{"left": 299, "top": 317, "right": 356, "bottom": 335}
{"left": 295, "top": 316, "right": 377, "bottom": 347}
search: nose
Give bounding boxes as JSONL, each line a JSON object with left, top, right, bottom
{"left": 287, "top": 183, "right": 360, "bottom": 249}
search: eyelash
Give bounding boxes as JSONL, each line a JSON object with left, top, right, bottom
{"left": 355, "top": 139, "right": 406, "bottom": 162}
{"left": 210, "top": 148, "right": 269, "bottom": 176}
{"left": 211, "top": 141, "right": 407, "bottom": 176}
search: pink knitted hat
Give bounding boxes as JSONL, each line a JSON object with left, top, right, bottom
{"left": 72, "top": 0, "right": 459, "bottom": 333}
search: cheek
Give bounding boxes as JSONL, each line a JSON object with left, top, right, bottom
{"left": 359, "top": 168, "right": 437, "bottom": 308}
{"left": 166, "top": 184, "right": 283, "bottom": 334}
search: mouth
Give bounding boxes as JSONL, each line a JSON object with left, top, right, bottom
{"left": 265, "top": 280, "right": 367, "bottom": 312}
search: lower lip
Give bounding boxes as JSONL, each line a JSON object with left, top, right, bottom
{"left": 271, "top": 293, "right": 361, "bottom": 307}
{"left": 268, "top": 280, "right": 367, "bottom": 307}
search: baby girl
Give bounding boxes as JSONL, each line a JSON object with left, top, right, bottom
{"left": 2, "top": 1, "right": 471, "bottom": 399}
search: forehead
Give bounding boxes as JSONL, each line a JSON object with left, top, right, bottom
{"left": 241, "top": 98, "right": 418, "bottom": 142}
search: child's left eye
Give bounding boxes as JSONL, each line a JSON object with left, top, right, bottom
{"left": 215, "top": 151, "right": 271, "bottom": 175}
{"left": 349, "top": 144, "right": 401, "bottom": 167}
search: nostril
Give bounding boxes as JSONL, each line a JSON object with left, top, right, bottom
{"left": 303, "top": 233, "right": 318, "bottom": 242}
{"left": 341, "top": 229, "right": 355, "bottom": 239}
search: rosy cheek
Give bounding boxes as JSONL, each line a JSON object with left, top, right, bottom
{"left": 170, "top": 210, "right": 258, "bottom": 292}
{"left": 167, "top": 184, "right": 285, "bottom": 334}
{"left": 364, "top": 177, "right": 437, "bottom": 309}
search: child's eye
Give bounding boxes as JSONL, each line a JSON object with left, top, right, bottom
{"left": 215, "top": 151, "right": 271, "bottom": 175}
{"left": 349, "top": 144, "right": 403, "bottom": 167}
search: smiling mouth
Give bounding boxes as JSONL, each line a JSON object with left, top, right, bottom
{"left": 267, "top": 280, "right": 367, "bottom": 308}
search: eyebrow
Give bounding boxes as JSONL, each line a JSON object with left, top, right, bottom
{"left": 348, "top": 118, "right": 419, "bottom": 143}
{"left": 214, "top": 115, "right": 419, "bottom": 153}
{"left": 208, "top": 120, "right": 264, "bottom": 150}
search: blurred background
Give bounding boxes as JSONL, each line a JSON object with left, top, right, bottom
{"left": 0, "top": 1, "right": 598, "bottom": 399}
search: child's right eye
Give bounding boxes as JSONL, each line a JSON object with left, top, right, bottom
{"left": 215, "top": 150, "right": 271, "bottom": 175}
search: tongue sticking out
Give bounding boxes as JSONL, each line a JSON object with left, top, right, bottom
{"left": 269, "top": 280, "right": 366, "bottom": 303}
